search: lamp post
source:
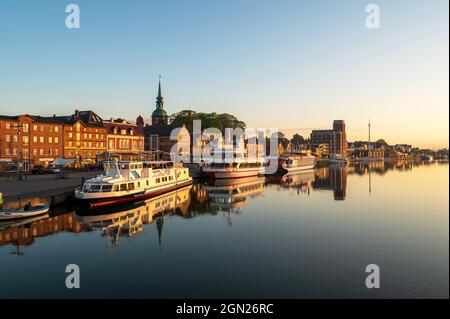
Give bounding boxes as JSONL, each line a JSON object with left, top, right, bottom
{"left": 12, "top": 123, "right": 23, "bottom": 181}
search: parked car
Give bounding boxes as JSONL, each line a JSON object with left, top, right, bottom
{"left": 31, "top": 164, "right": 61, "bottom": 174}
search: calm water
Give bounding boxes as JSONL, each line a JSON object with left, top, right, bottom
{"left": 0, "top": 161, "right": 448, "bottom": 298}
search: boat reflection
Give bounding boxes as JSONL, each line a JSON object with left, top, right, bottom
{"left": 267, "top": 169, "right": 315, "bottom": 195}
{"left": 76, "top": 185, "right": 192, "bottom": 247}
{"left": 204, "top": 177, "right": 266, "bottom": 212}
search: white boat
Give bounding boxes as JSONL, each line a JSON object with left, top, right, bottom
{"left": 0, "top": 204, "right": 49, "bottom": 221}
{"left": 279, "top": 151, "right": 316, "bottom": 173}
{"left": 203, "top": 161, "right": 265, "bottom": 179}
{"left": 74, "top": 161, "right": 192, "bottom": 207}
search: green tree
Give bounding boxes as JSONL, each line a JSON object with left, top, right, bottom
{"left": 291, "top": 133, "right": 305, "bottom": 145}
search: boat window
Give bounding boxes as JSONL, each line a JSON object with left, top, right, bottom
{"left": 137, "top": 182, "right": 141, "bottom": 188}
{"left": 113, "top": 185, "right": 119, "bottom": 192}
{"left": 120, "top": 184, "right": 127, "bottom": 191}
{"left": 102, "top": 185, "right": 113, "bottom": 192}
{"left": 156, "top": 178, "right": 160, "bottom": 183}
{"left": 89, "top": 185, "right": 101, "bottom": 193}
{"left": 82, "top": 184, "right": 91, "bottom": 192}
{"left": 128, "top": 183, "right": 135, "bottom": 190}
{"left": 146, "top": 180, "right": 149, "bottom": 186}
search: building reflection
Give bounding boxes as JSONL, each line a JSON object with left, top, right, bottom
{"left": 0, "top": 212, "right": 83, "bottom": 254}
{"left": 313, "top": 167, "right": 348, "bottom": 200}
{"left": 76, "top": 185, "right": 192, "bottom": 248}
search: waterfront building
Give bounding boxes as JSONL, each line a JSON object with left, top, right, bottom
{"left": 103, "top": 118, "right": 144, "bottom": 159}
{"left": 63, "top": 110, "right": 107, "bottom": 163}
{"left": 0, "top": 110, "right": 107, "bottom": 171}
{"left": 310, "top": 120, "right": 347, "bottom": 157}
{"left": 0, "top": 115, "right": 65, "bottom": 170}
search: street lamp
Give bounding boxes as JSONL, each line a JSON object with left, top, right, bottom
{"left": 12, "top": 123, "right": 23, "bottom": 181}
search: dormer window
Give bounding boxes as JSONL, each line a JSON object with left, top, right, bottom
{"left": 113, "top": 127, "right": 118, "bottom": 134}
{"left": 130, "top": 129, "right": 134, "bottom": 136}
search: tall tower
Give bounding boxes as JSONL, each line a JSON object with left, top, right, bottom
{"left": 151, "top": 77, "right": 168, "bottom": 125}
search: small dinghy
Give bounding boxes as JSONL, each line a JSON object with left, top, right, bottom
{"left": 0, "top": 204, "right": 49, "bottom": 221}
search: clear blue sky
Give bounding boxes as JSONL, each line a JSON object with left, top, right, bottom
{"left": 0, "top": 0, "right": 448, "bottom": 148}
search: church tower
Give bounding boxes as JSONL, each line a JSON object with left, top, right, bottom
{"left": 151, "top": 77, "right": 168, "bottom": 125}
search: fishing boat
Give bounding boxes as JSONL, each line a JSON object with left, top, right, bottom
{"left": 74, "top": 160, "right": 192, "bottom": 208}
{"left": 278, "top": 150, "right": 316, "bottom": 173}
{"left": 0, "top": 204, "right": 49, "bottom": 221}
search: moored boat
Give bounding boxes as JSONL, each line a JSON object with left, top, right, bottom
{"left": 0, "top": 204, "right": 49, "bottom": 221}
{"left": 74, "top": 161, "right": 192, "bottom": 208}
{"left": 278, "top": 150, "right": 316, "bottom": 173}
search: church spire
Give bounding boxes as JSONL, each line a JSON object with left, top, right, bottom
{"left": 156, "top": 75, "right": 164, "bottom": 109}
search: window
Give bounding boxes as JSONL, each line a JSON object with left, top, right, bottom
{"left": 55, "top": 127, "right": 59, "bottom": 133}
{"left": 113, "top": 185, "right": 119, "bottom": 192}
{"left": 120, "top": 184, "right": 127, "bottom": 191}
{"left": 128, "top": 183, "right": 134, "bottom": 190}
{"left": 146, "top": 180, "right": 149, "bottom": 186}
{"left": 40, "top": 126, "right": 44, "bottom": 132}
{"left": 48, "top": 149, "right": 52, "bottom": 155}
{"left": 156, "top": 178, "right": 160, "bottom": 183}
{"left": 48, "top": 137, "right": 53, "bottom": 143}
{"left": 23, "top": 124, "right": 29, "bottom": 133}
{"left": 33, "top": 149, "right": 37, "bottom": 156}
{"left": 137, "top": 182, "right": 140, "bottom": 188}
{"left": 49, "top": 126, "right": 53, "bottom": 132}
{"left": 102, "top": 185, "right": 113, "bottom": 192}
{"left": 89, "top": 185, "right": 101, "bottom": 193}
{"left": 39, "top": 136, "right": 44, "bottom": 143}
{"left": 5, "top": 135, "right": 10, "bottom": 142}
{"left": 13, "top": 135, "right": 18, "bottom": 143}
{"left": 33, "top": 136, "right": 37, "bottom": 143}
{"left": 12, "top": 148, "right": 17, "bottom": 155}
{"left": 5, "top": 123, "right": 10, "bottom": 129}
{"left": 5, "top": 148, "right": 10, "bottom": 155}
{"left": 39, "top": 149, "right": 44, "bottom": 156}
{"left": 55, "top": 149, "right": 58, "bottom": 156}
{"left": 33, "top": 125, "right": 37, "bottom": 131}
{"left": 23, "top": 136, "right": 29, "bottom": 144}
{"left": 55, "top": 137, "right": 59, "bottom": 143}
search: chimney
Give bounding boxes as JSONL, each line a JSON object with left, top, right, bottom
{"left": 74, "top": 110, "right": 80, "bottom": 120}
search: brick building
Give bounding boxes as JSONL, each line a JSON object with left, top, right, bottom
{"left": 103, "top": 118, "right": 144, "bottom": 158}
{"left": 63, "top": 110, "right": 107, "bottom": 162}
{"left": 310, "top": 120, "right": 347, "bottom": 157}
{"left": 0, "top": 110, "right": 107, "bottom": 171}
{"left": 0, "top": 115, "right": 64, "bottom": 170}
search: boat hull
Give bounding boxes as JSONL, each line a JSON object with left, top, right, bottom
{"left": 88, "top": 179, "right": 193, "bottom": 208}
{"left": 204, "top": 168, "right": 263, "bottom": 179}
{"left": 0, "top": 205, "right": 49, "bottom": 221}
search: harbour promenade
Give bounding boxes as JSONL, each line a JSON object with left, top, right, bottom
{"left": 0, "top": 171, "right": 99, "bottom": 208}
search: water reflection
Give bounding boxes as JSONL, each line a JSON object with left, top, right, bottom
{"left": 77, "top": 185, "right": 192, "bottom": 248}
{"left": 0, "top": 212, "right": 82, "bottom": 255}
{"left": 0, "top": 161, "right": 445, "bottom": 250}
